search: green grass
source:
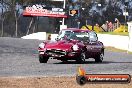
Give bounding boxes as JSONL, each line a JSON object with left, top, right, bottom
{"left": 98, "top": 32, "right": 129, "bottom": 36}
{"left": 105, "top": 46, "right": 132, "bottom": 54}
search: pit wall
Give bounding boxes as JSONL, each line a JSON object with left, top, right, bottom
{"left": 21, "top": 32, "right": 130, "bottom": 51}
{"left": 97, "top": 34, "right": 129, "bottom": 50}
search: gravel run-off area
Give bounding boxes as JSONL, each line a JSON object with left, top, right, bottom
{"left": 0, "top": 77, "right": 132, "bottom": 88}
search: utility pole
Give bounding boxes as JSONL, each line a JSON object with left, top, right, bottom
{"left": 123, "top": 5, "right": 129, "bottom": 32}
{"left": 62, "top": 0, "right": 66, "bottom": 25}
{"left": 124, "top": 6, "right": 127, "bottom": 24}
{"left": 124, "top": 0, "right": 129, "bottom": 24}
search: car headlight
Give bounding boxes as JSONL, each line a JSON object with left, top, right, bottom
{"left": 72, "top": 45, "right": 79, "bottom": 51}
{"left": 39, "top": 43, "right": 45, "bottom": 48}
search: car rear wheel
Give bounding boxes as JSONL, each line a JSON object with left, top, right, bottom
{"left": 39, "top": 55, "right": 49, "bottom": 63}
{"left": 76, "top": 52, "right": 86, "bottom": 63}
{"left": 95, "top": 52, "right": 104, "bottom": 63}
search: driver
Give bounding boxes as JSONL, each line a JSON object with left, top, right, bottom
{"left": 69, "top": 33, "right": 78, "bottom": 40}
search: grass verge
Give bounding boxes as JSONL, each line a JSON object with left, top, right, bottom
{"left": 98, "top": 32, "right": 129, "bottom": 36}
{"left": 105, "top": 46, "right": 132, "bottom": 54}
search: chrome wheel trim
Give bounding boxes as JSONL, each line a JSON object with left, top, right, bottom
{"left": 81, "top": 53, "right": 86, "bottom": 62}
{"left": 100, "top": 53, "right": 104, "bottom": 61}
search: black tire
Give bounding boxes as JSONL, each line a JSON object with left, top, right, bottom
{"left": 95, "top": 52, "right": 104, "bottom": 63}
{"left": 39, "top": 55, "right": 49, "bottom": 63}
{"left": 76, "top": 75, "right": 87, "bottom": 85}
{"left": 61, "top": 59, "right": 68, "bottom": 63}
{"left": 76, "top": 52, "right": 86, "bottom": 64}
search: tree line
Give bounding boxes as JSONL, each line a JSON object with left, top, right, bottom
{"left": 0, "top": 0, "right": 56, "bottom": 37}
{"left": 0, "top": 0, "right": 132, "bottom": 37}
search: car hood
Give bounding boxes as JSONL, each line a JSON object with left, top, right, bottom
{"left": 45, "top": 40, "right": 75, "bottom": 51}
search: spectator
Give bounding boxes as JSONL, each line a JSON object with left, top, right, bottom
{"left": 48, "top": 34, "right": 51, "bottom": 40}
{"left": 105, "top": 21, "right": 109, "bottom": 32}
{"left": 95, "top": 23, "right": 100, "bottom": 27}
{"left": 115, "top": 18, "right": 120, "bottom": 29}
{"left": 108, "top": 22, "right": 113, "bottom": 32}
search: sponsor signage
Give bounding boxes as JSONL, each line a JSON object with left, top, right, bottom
{"left": 76, "top": 66, "right": 131, "bottom": 85}
{"left": 23, "top": 5, "right": 67, "bottom": 18}
{"left": 69, "top": 10, "right": 78, "bottom": 16}
{"left": 123, "top": 12, "right": 129, "bottom": 16}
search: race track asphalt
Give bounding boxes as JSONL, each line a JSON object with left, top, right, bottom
{"left": 0, "top": 37, "right": 132, "bottom": 77}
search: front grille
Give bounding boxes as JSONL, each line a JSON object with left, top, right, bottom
{"left": 45, "top": 49, "right": 67, "bottom": 57}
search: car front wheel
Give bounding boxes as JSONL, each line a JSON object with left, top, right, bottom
{"left": 95, "top": 52, "right": 104, "bottom": 63}
{"left": 76, "top": 52, "right": 86, "bottom": 63}
{"left": 39, "top": 55, "right": 49, "bottom": 63}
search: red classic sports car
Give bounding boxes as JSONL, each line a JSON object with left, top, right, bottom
{"left": 38, "top": 28, "right": 104, "bottom": 63}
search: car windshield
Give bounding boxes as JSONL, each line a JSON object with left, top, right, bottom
{"left": 58, "top": 30, "right": 97, "bottom": 42}
{"left": 58, "top": 30, "right": 73, "bottom": 39}
{"left": 58, "top": 31, "right": 87, "bottom": 41}
{"left": 68, "top": 32, "right": 89, "bottom": 41}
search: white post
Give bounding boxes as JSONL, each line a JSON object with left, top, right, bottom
{"left": 62, "top": 19, "right": 65, "bottom": 25}
{"left": 86, "top": 20, "right": 87, "bottom": 25}
{"left": 62, "top": 0, "right": 66, "bottom": 25}
{"left": 127, "top": 22, "right": 132, "bottom": 52}
{"left": 63, "top": 0, "right": 66, "bottom": 9}
{"left": 77, "top": 22, "right": 80, "bottom": 28}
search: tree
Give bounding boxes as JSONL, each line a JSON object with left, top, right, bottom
{"left": 3, "top": 0, "right": 23, "bottom": 37}
{"left": 0, "top": 0, "right": 9, "bottom": 37}
{"left": 0, "top": 0, "right": 4, "bottom": 37}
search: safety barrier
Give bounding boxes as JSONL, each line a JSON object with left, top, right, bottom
{"left": 21, "top": 32, "right": 130, "bottom": 51}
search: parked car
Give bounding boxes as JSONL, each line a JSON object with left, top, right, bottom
{"left": 38, "top": 28, "right": 104, "bottom": 63}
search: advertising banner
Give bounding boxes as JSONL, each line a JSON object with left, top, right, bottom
{"left": 23, "top": 5, "right": 67, "bottom": 18}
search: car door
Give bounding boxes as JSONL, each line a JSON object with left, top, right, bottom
{"left": 85, "top": 32, "right": 102, "bottom": 57}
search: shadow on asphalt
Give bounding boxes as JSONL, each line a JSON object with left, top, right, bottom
{"left": 53, "top": 61, "right": 132, "bottom": 64}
